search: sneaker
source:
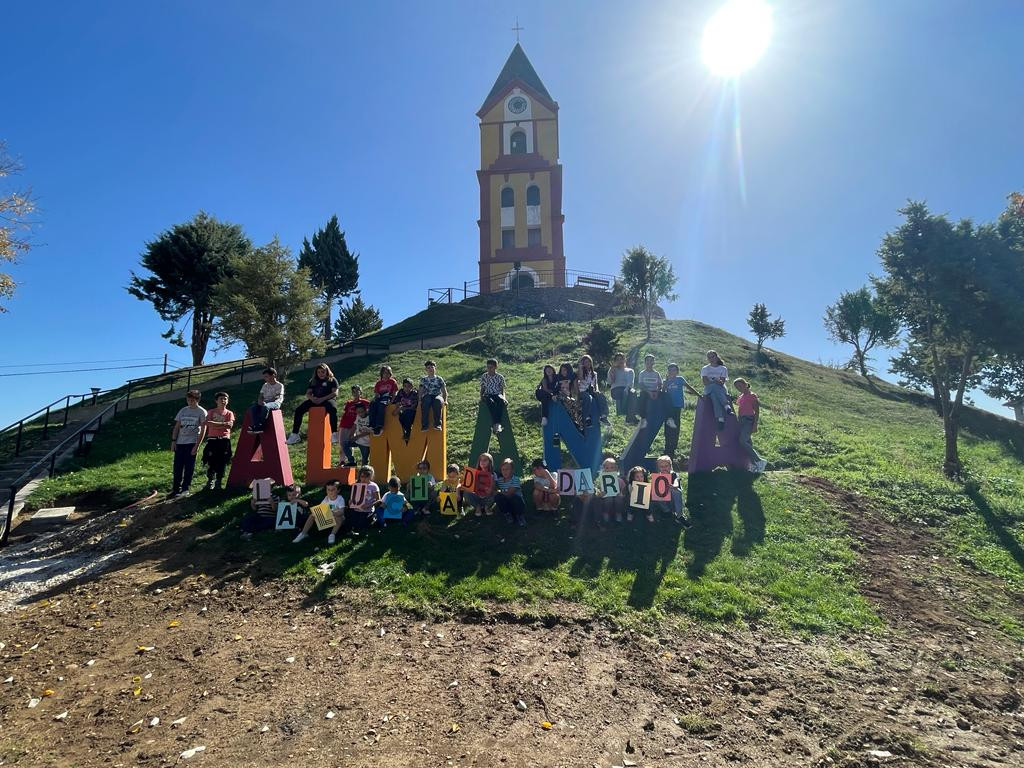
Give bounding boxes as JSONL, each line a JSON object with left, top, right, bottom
{"left": 331, "top": 433, "right": 340, "bottom": 444}
{"left": 205, "top": 479, "right": 215, "bottom": 491}
{"left": 167, "top": 491, "right": 180, "bottom": 500}
{"left": 285, "top": 433, "right": 301, "bottom": 445}
{"left": 541, "top": 416, "right": 548, "bottom": 427}
{"left": 600, "top": 416, "right": 611, "bottom": 426}
{"left": 373, "top": 428, "right": 383, "bottom": 436}
{"left": 516, "top": 516, "right": 526, "bottom": 527}
{"left": 615, "top": 512, "right": 623, "bottom": 523}
{"left": 639, "top": 419, "right": 647, "bottom": 428}
{"left": 485, "top": 505, "right": 494, "bottom": 515}
{"left": 421, "top": 425, "right": 429, "bottom": 432}
{"left": 626, "top": 513, "right": 634, "bottom": 522}
{"left": 434, "top": 424, "right": 443, "bottom": 431}
{"left": 626, "top": 416, "right": 639, "bottom": 426}
{"left": 292, "top": 532, "right": 308, "bottom": 543}
{"left": 666, "top": 419, "right": 677, "bottom": 429}
{"left": 240, "top": 532, "right": 253, "bottom": 540}
{"left": 646, "top": 513, "right": 655, "bottom": 523}
{"left": 327, "top": 533, "right": 336, "bottom": 544}
{"left": 756, "top": 459, "right": 768, "bottom": 473}
{"left": 180, "top": 490, "right": 191, "bottom": 498}
{"left": 475, "top": 508, "right": 482, "bottom": 517}
{"left": 676, "top": 515, "right": 692, "bottom": 527}
{"left": 584, "top": 417, "right": 593, "bottom": 427}
{"left": 494, "top": 423, "right": 503, "bottom": 433}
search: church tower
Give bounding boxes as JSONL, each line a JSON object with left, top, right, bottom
{"left": 477, "top": 43, "right": 565, "bottom": 293}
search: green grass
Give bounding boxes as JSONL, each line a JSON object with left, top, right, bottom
{"left": 26, "top": 316, "right": 1024, "bottom": 636}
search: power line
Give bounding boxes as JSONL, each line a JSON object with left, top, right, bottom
{"left": 0, "top": 363, "right": 164, "bottom": 378}
{"left": 0, "top": 357, "right": 164, "bottom": 369}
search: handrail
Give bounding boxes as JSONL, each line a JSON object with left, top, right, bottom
{"left": 2, "top": 392, "right": 130, "bottom": 546}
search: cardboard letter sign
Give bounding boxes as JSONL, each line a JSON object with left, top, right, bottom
{"left": 275, "top": 502, "right": 297, "bottom": 530}
{"left": 309, "top": 502, "right": 334, "bottom": 531}
{"left": 629, "top": 482, "right": 652, "bottom": 510}
{"left": 410, "top": 475, "right": 430, "bottom": 502}
{"left": 382, "top": 494, "right": 405, "bottom": 520}
{"left": 575, "top": 468, "right": 593, "bottom": 495}
{"left": 557, "top": 469, "right": 576, "bottom": 495}
{"left": 474, "top": 470, "right": 494, "bottom": 497}
{"left": 350, "top": 483, "right": 370, "bottom": 507}
{"left": 651, "top": 473, "right": 674, "bottom": 501}
{"left": 439, "top": 491, "right": 458, "bottom": 516}
{"left": 461, "top": 467, "right": 477, "bottom": 493}
{"left": 597, "top": 472, "right": 621, "bottom": 497}
{"left": 251, "top": 477, "right": 273, "bottom": 502}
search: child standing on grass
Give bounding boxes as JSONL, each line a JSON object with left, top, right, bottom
{"left": 626, "top": 466, "right": 649, "bottom": 523}
{"left": 662, "top": 364, "right": 701, "bottom": 456}
{"left": 495, "top": 458, "right": 527, "bottom": 526}
{"left": 464, "top": 452, "right": 498, "bottom": 517}
{"left": 202, "top": 391, "right": 234, "bottom": 490}
{"left": 337, "top": 386, "right": 370, "bottom": 458}
{"left": 343, "top": 403, "right": 372, "bottom": 465}
{"left": 369, "top": 365, "right": 399, "bottom": 435}
{"left": 653, "top": 455, "right": 690, "bottom": 525}
{"left": 593, "top": 456, "right": 625, "bottom": 524}
{"left": 419, "top": 360, "right": 448, "bottom": 432}
{"left": 248, "top": 368, "right": 284, "bottom": 434}
{"left": 408, "top": 460, "right": 437, "bottom": 516}
{"left": 734, "top": 378, "right": 767, "bottom": 473}
{"left": 375, "top": 477, "right": 410, "bottom": 527}
{"left": 393, "top": 378, "right": 420, "bottom": 442}
{"left": 700, "top": 350, "right": 731, "bottom": 431}
{"left": 291, "top": 479, "right": 346, "bottom": 545}
{"left": 607, "top": 352, "right": 637, "bottom": 425}
{"left": 530, "top": 458, "right": 559, "bottom": 512}
{"left": 480, "top": 359, "right": 508, "bottom": 435}
{"left": 341, "top": 466, "right": 380, "bottom": 534}
{"left": 637, "top": 355, "right": 663, "bottom": 429}
{"left": 170, "top": 390, "right": 207, "bottom": 498}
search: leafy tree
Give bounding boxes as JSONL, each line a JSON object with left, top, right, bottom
{"left": 298, "top": 214, "right": 359, "bottom": 341}
{"left": 746, "top": 303, "right": 786, "bottom": 354}
{"left": 981, "top": 355, "right": 1024, "bottom": 406}
{"left": 333, "top": 295, "right": 383, "bottom": 342}
{"left": 619, "top": 245, "right": 677, "bottom": 340}
{"left": 213, "top": 237, "right": 324, "bottom": 375}
{"left": 128, "top": 212, "right": 250, "bottom": 365}
{"left": 823, "top": 286, "right": 899, "bottom": 380}
{"left": 0, "top": 141, "right": 35, "bottom": 312}
{"left": 583, "top": 322, "right": 620, "bottom": 367}
{"left": 876, "top": 200, "right": 1024, "bottom": 478}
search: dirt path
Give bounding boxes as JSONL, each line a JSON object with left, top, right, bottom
{"left": 1, "top": 479, "right": 1022, "bottom": 767}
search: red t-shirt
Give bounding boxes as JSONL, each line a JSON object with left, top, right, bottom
{"left": 339, "top": 398, "right": 370, "bottom": 429}
{"left": 374, "top": 378, "right": 398, "bottom": 397}
{"left": 737, "top": 391, "right": 759, "bottom": 417}
{"left": 205, "top": 407, "right": 235, "bottom": 439}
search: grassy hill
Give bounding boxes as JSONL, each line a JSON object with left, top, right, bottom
{"left": 25, "top": 315, "right": 1024, "bottom": 638}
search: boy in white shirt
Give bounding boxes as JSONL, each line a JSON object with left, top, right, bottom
{"left": 248, "top": 367, "right": 285, "bottom": 434}
{"left": 700, "top": 350, "right": 732, "bottom": 430}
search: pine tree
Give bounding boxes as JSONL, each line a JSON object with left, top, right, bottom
{"left": 333, "top": 296, "right": 383, "bottom": 342}
{"left": 298, "top": 215, "right": 359, "bottom": 341}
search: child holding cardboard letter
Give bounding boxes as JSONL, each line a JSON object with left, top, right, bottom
{"left": 626, "top": 466, "right": 651, "bottom": 523}
{"left": 594, "top": 457, "right": 625, "bottom": 524}
{"left": 408, "top": 460, "right": 437, "bottom": 516}
{"left": 343, "top": 466, "right": 380, "bottom": 534}
{"left": 438, "top": 463, "right": 464, "bottom": 516}
{"left": 464, "top": 452, "right": 498, "bottom": 517}
{"left": 240, "top": 480, "right": 277, "bottom": 539}
{"left": 291, "top": 479, "right": 346, "bottom": 545}
{"left": 530, "top": 458, "right": 559, "bottom": 512}
{"left": 651, "top": 455, "right": 689, "bottom": 526}
{"left": 375, "top": 476, "right": 410, "bottom": 527}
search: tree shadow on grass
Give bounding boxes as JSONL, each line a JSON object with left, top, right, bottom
{"left": 967, "top": 488, "right": 1024, "bottom": 573}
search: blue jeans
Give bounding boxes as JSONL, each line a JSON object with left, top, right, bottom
{"left": 344, "top": 441, "right": 369, "bottom": 465}
{"left": 704, "top": 382, "right": 731, "bottom": 422}
{"left": 172, "top": 443, "right": 198, "bottom": 493}
{"left": 579, "top": 389, "right": 608, "bottom": 424}
{"left": 738, "top": 415, "right": 763, "bottom": 465}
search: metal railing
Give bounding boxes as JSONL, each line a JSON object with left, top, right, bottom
{"left": 2, "top": 392, "right": 129, "bottom": 546}
{"left": 122, "top": 356, "right": 265, "bottom": 402}
{"left": 429, "top": 268, "right": 618, "bottom": 305}
{"left": 0, "top": 389, "right": 121, "bottom": 462}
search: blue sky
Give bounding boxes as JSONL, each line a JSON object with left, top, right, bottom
{"left": 2, "top": 0, "right": 1022, "bottom": 425}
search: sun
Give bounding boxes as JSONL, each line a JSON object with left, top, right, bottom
{"left": 701, "top": 0, "right": 774, "bottom": 78}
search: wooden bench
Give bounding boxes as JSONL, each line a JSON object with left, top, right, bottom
{"left": 576, "top": 276, "right": 611, "bottom": 290}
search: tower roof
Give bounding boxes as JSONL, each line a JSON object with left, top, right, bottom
{"left": 482, "top": 43, "right": 552, "bottom": 108}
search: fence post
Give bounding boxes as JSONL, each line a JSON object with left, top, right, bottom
{"left": 126, "top": 381, "right": 132, "bottom": 410}
{"left": 42, "top": 406, "right": 51, "bottom": 440}
{"left": 186, "top": 368, "right": 192, "bottom": 390}
{"left": 463, "top": 281, "right": 467, "bottom": 300}
{"left": 240, "top": 362, "right": 245, "bottom": 386}
{"left": 3, "top": 488, "right": 15, "bottom": 546}
{"left": 14, "top": 422, "right": 23, "bottom": 457}
{"left": 62, "top": 396, "right": 71, "bottom": 427}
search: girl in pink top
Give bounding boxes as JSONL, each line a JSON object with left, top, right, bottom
{"left": 733, "top": 378, "right": 766, "bottom": 473}
{"left": 202, "top": 392, "right": 235, "bottom": 490}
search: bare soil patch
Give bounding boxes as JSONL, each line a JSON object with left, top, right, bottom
{"left": 1, "top": 481, "right": 1022, "bottom": 767}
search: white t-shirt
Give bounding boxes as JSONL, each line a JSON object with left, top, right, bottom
{"left": 260, "top": 381, "right": 285, "bottom": 407}
{"left": 321, "top": 494, "right": 346, "bottom": 512}
{"left": 578, "top": 371, "right": 599, "bottom": 391}
{"left": 700, "top": 364, "right": 728, "bottom": 384}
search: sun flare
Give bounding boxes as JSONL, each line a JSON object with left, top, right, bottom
{"left": 701, "top": 0, "right": 774, "bottom": 78}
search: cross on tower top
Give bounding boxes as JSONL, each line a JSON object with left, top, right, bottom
{"left": 511, "top": 17, "right": 524, "bottom": 43}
